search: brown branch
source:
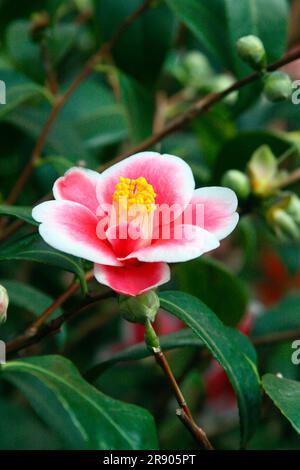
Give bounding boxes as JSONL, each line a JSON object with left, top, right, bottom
{"left": 176, "top": 409, "right": 214, "bottom": 450}
{"left": 4, "top": 0, "right": 153, "bottom": 207}
{"left": 279, "top": 168, "right": 300, "bottom": 188}
{"left": 7, "top": 283, "right": 114, "bottom": 356}
{"left": 98, "top": 46, "right": 300, "bottom": 171}
{"left": 41, "top": 41, "right": 58, "bottom": 95}
{"left": 148, "top": 319, "right": 213, "bottom": 450}
{"left": 6, "top": 270, "right": 93, "bottom": 354}
{"left": 251, "top": 325, "right": 300, "bottom": 347}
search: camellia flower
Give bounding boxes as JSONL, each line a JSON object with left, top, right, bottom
{"left": 32, "top": 152, "right": 239, "bottom": 296}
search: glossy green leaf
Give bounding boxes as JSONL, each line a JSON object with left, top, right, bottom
{"left": 251, "top": 294, "right": 300, "bottom": 338}
{"left": 0, "top": 279, "right": 62, "bottom": 317}
{"left": 0, "top": 204, "right": 38, "bottom": 226}
{"left": 0, "top": 233, "right": 86, "bottom": 292}
{"left": 6, "top": 20, "right": 44, "bottom": 82}
{"left": 262, "top": 374, "right": 300, "bottom": 434}
{"left": 95, "top": 0, "right": 175, "bottom": 85}
{"left": 0, "top": 356, "right": 158, "bottom": 450}
{"left": 175, "top": 257, "right": 248, "bottom": 326}
{"left": 119, "top": 73, "right": 154, "bottom": 143}
{"left": 159, "top": 291, "right": 261, "bottom": 446}
{"left": 87, "top": 326, "right": 256, "bottom": 382}
{"left": 0, "top": 69, "right": 48, "bottom": 119}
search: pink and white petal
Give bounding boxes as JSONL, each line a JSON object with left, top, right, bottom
{"left": 106, "top": 221, "right": 151, "bottom": 259}
{"left": 32, "top": 200, "right": 121, "bottom": 266}
{"left": 96, "top": 152, "right": 195, "bottom": 220}
{"left": 122, "top": 225, "right": 220, "bottom": 263}
{"left": 53, "top": 167, "right": 100, "bottom": 214}
{"left": 181, "top": 187, "right": 239, "bottom": 240}
{"left": 94, "top": 262, "right": 170, "bottom": 296}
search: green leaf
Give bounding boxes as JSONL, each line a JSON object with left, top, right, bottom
{"left": 175, "top": 257, "right": 248, "bottom": 326}
{"left": 0, "top": 69, "right": 48, "bottom": 119}
{"left": 39, "top": 156, "right": 75, "bottom": 176}
{"left": 5, "top": 106, "right": 89, "bottom": 161}
{"left": 87, "top": 329, "right": 202, "bottom": 380}
{"left": 6, "top": 20, "right": 44, "bottom": 82}
{"left": 159, "top": 291, "right": 261, "bottom": 446}
{"left": 251, "top": 294, "right": 300, "bottom": 338}
{"left": 0, "top": 355, "right": 158, "bottom": 450}
{"left": 0, "top": 204, "right": 38, "bottom": 226}
{"left": 0, "top": 279, "right": 62, "bottom": 317}
{"left": 262, "top": 374, "right": 300, "bottom": 434}
{"left": 62, "top": 80, "right": 128, "bottom": 151}
{"left": 0, "top": 233, "right": 87, "bottom": 292}
{"left": 87, "top": 326, "right": 257, "bottom": 382}
{"left": 119, "top": 73, "right": 154, "bottom": 143}
{"left": 193, "top": 105, "right": 236, "bottom": 166}
{"left": 95, "top": 0, "right": 175, "bottom": 85}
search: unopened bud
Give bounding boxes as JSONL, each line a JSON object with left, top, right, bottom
{"left": 286, "top": 194, "right": 300, "bottom": 224}
{"left": 248, "top": 145, "right": 281, "bottom": 197}
{"left": 222, "top": 170, "right": 250, "bottom": 199}
{"left": 263, "top": 71, "right": 292, "bottom": 102}
{"left": 236, "top": 35, "right": 266, "bottom": 71}
{"left": 30, "top": 12, "right": 49, "bottom": 41}
{"left": 119, "top": 290, "right": 160, "bottom": 324}
{"left": 268, "top": 208, "right": 300, "bottom": 241}
{"left": 0, "top": 285, "right": 8, "bottom": 323}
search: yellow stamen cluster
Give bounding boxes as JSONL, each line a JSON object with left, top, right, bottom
{"left": 113, "top": 176, "right": 156, "bottom": 213}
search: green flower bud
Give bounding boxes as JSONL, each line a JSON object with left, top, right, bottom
{"left": 0, "top": 285, "right": 8, "bottom": 324}
{"left": 236, "top": 35, "right": 266, "bottom": 71}
{"left": 211, "top": 74, "right": 238, "bottom": 105}
{"left": 182, "top": 51, "right": 213, "bottom": 89}
{"left": 287, "top": 194, "right": 300, "bottom": 224}
{"left": 247, "top": 145, "right": 283, "bottom": 197}
{"left": 263, "top": 71, "right": 292, "bottom": 102}
{"left": 268, "top": 207, "right": 300, "bottom": 241}
{"left": 119, "top": 290, "right": 160, "bottom": 324}
{"left": 221, "top": 170, "right": 251, "bottom": 200}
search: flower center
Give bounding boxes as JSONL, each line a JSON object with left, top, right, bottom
{"left": 113, "top": 176, "right": 156, "bottom": 214}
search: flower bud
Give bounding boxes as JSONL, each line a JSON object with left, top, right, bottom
{"left": 287, "top": 194, "right": 300, "bottom": 224}
{"left": 211, "top": 74, "right": 238, "bottom": 105}
{"left": 181, "top": 51, "right": 213, "bottom": 89}
{"left": 119, "top": 290, "right": 160, "bottom": 324}
{"left": 221, "top": 170, "right": 251, "bottom": 199}
{"left": 268, "top": 207, "right": 300, "bottom": 241}
{"left": 0, "top": 285, "right": 8, "bottom": 324}
{"left": 236, "top": 35, "right": 266, "bottom": 71}
{"left": 247, "top": 145, "right": 285, "bottom": 197}
{"left": 263, "top": 71, "right": 292, "bottom": 102}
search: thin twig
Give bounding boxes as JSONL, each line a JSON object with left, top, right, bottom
{"left": 153, "top": 348, "right": 192, "bottom": 419}
{"left": 147, "top": 318, "right": 213, "bottom": 450}
{"left": 41, "top": 41, "right": 58, "bottom": 95}
{"left": 98, "top": 46, "right": 300, "bottom": 171}
{"left": 251, "top": 325, "right": 300, "bottom": 346}
{"left": 279, "top": 168, "right": 300, "bottom": 188}
{"left": 176, "top": 408, "right": 214, "bottom": 450}
{"left": 7, "top": 287, "right": 114, "bottom": 356}
{"left": 6, "top": 270, "right": 93, "bottom": 354}
{"left": 4, "top": 0, "right": 153, "bottom": 207}
{"left": 152, "top": 345, "right": 213, "bottom": 449}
